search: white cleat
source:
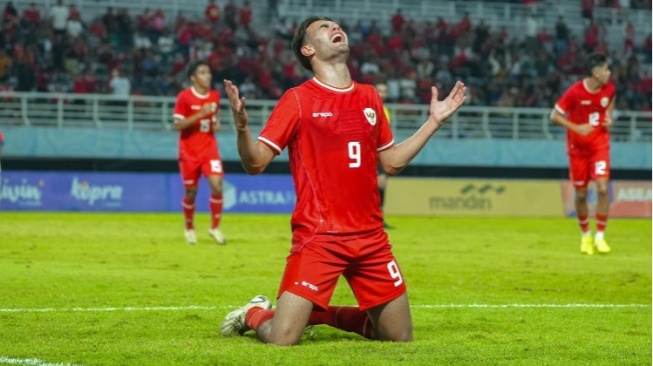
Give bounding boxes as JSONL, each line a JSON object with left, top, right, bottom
{"left": 184, "top": 229, "right": 197, "bottom": 245}
{"left": 208, "top": 228, "right": 226, "bottom": 245}
{"left": 220, "top": 295, "right": 272, "bottom": 337}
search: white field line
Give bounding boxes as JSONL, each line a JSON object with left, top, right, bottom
{"left": 0, "top": 303, "right": 649, "bottom": 313}
{"left": 0, "top": 356, "right": 81, "bottom": 366}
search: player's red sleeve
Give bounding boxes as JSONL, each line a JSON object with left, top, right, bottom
{"left": 173, "top": 91, "right": 189, "bottom": 121}
{"left": 555, "top": 85, "right": 575, "bottom": 115}
{"left": 258, "top": 89, "right": 300, "bottom": 155}
{"left": 374, "top": 93, "right": 394, "bottom": 152}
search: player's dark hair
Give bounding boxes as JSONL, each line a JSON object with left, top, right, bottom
{"left": 187, "top": 60, "right": 209, "bottom": 80}
{"left": 292, "top": 16, "right": 333, "bottom": 72}
{"left": 585, "top": 53, "right": 607, "bottom": 77}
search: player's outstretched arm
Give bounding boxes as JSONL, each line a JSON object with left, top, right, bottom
{"left": 224, "top": 79, "right": 275, "bottom": 175}
{"left": 378, "top": 81, "right": 466, "bottom": 176}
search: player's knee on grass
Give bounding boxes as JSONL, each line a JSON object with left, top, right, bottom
{"left": 376, "top": 321, "right": 413, "bottom": 342}
{"left": 267, "top": 323, "right": 306, "bottom": 346}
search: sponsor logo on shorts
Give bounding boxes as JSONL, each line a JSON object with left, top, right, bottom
{"left": 300, "top": 281, "right": 318, "bottom": 292}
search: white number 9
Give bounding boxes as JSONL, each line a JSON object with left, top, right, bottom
{"left": 348, "top": 141, "right": 361, "bottom": 168}
{"left": 387, "top": 260, "right": 403, "bottom": 287}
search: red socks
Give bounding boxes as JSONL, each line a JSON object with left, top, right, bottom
{"left": 182, "top": 197, "right": 195, "bottom": 230}
{"left": 245, "top": 308, "right": 274, "bottom": 331}
{"left": 577, "top": 213, "right": 590, "bottom": 233}
{"left": 595, "top": 213, "right": 608, "bottom": 233}
{"left": 244, "top": 305, "right": 374, "bottom": 339}
{"left": 210, "top": 194, "right": 223, "bottom": 229}
{"left": 309, "top": 306, "right": 374, "bottom": 339}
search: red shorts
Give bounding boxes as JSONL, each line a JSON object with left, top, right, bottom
{"left": 179, "top": 152, "right": 223, "bottom": 188}
{"left": 568, "top": 149, "right": 610, "bottom": 189}
{"left": 278, "top": 229, "right": 407, "bottom": 311}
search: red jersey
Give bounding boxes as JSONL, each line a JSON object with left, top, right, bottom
{"left": 259, "top": 78, "right": 394, "bottom": 250}
{"left": 173, "top": 87, "right": 220, "bottom": 160}
{"left": 555, "top": 80, "right": 615, "bottom": 154}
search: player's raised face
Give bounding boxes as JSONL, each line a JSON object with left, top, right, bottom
{"left": 191, "top": 65, "right": 212, "bottom": 90}
{"left": 304, "top": 20, "right": 349, "bottom": 56}
{"left": 592, "top": 62, "right": 611, "bottom": 85}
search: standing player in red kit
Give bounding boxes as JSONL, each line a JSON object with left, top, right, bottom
{"left": 551, "top": 53, "right": 615, "bottom": 255}
{"left": 173, "top": 60, "right": 226, "bottom": 245}
{"left": 220, "top": 16, "right": 467, "bottom": 345}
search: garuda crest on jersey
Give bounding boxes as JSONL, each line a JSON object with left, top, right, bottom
{"left": 600, "top": 97, "right": 609, "bottom": 107}
{"left": 363, "top": 108, "right": 376, "bottom": 126}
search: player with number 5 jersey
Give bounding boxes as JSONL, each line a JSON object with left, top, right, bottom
{"left": 173, "top": 60, "right": 226, "bottom": 246}
{"left": 551, "top": 52, "right": 615, "bottom": 255}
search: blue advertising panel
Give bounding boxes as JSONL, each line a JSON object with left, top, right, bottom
{"left": 0, "top": 171, "right": 296, "bottom": 213}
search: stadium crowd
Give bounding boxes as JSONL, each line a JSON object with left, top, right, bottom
{"left": 0, "top": 0, "right": 650, "bottom": 111}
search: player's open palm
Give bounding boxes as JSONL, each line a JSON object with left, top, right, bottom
{"left": 428, "top": 81, "right": 467, "bottom": 127}
{"left": 224, "top": 79, "right": 249, "bottom": 131}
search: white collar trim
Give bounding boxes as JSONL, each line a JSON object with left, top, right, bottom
{"left": 312, "top": 77, "right": 354, "bottom": 93}
{"left": 191, "top": 87, "right": 210, "bottom": 99}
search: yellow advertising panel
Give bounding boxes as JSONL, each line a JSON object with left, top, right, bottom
{"left": 385, "top": 178, "right": 563, "bottom": 216}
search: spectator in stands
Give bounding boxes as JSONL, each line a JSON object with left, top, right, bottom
{"left": 22, "top": 2, "right": 39, "bottom": 29}
{"left": 3, "top": 1, "right": 18, "bottom": 25}
{"left": 0, "top": 49, "right": 11, "bottom": 82}
{"left": 149, "top": 9, "right": 165, "bottom": 43}
{"left": 239, "top": 1, "right": 252, "bottom": 30}
{"left": 66, "top": 11, "right": 83, "bottom": 39}
{"left": 554, "top": 16, "right": 569, "bottom": 55}
{"left": 108, "top": 68, "right": 130, "bottom": 105}
{"left": 205, "top": 0, "right": 220, "bottom": 30}
{"left": 581, "top": 0, "right": 594, "bottom": 23}
{"left": 391, "top": 8, "right": 405, "bottom": 33}
{"left": 223, "top": 0, "right": 238, "bottom": 31}
{"left": 49, "top": 0, "right": 68, "bottom": 37}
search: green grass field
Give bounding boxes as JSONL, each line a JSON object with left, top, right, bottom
{"left": 0, "top": 213, "right": 650, "bottom": 366}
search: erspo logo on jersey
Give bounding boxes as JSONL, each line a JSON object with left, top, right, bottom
{"left": 312, "top": 112, "right": 333, "bottom": 117}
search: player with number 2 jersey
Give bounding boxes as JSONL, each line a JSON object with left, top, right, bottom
{"left": 551, "top": 53, "right": 615, "bottom": 255}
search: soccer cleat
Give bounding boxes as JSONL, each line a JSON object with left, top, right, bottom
{"left": 594, "top": 238, "right": 611, "bottom": 254}
{"left": 580, "top": 236, "right": 593, "bottom": 255}
{"left": 184, "top": 229, "right": 197, "bottom": 245}
{"left": 220, "top": 295, "right": 272, "bottom": 337}
{"left": 303, "top": 325, "right": 317, "bottom": 340}
{"left": 208, "top": 228, "right": 226, "bottom": 245}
